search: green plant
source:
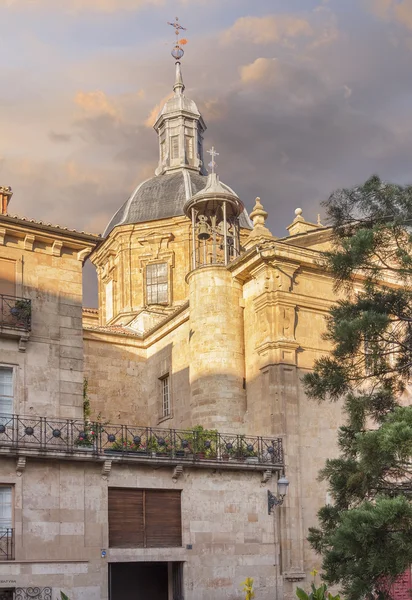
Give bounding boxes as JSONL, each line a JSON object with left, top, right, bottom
{"left": 11, "top": 299, "right": 31, "bottom": 325}
{"left": 147, "top": 436, "right": 159, "bottom": 453}
{"left": 190, "top": 425, "right": 218, "bottom": 457}
{"left": 296, "top": 571, "right": 340, "bottom": 600}
{"left": 110, "top": 438, "right": 146, "bottom": 452}
{"left": 83, "top": 378, "right": 91, "bottom": 421}
{"left": 241, "top": 577, "right": 255, "bottom": 600}
{"left": 60, "top": 593, "right": 70, "bottom": 600}
{"left": 75, "top": 413, "right": 106, "bottom": 448}
{"left": 237, "top": 435, "right": 258, "bottom": 458}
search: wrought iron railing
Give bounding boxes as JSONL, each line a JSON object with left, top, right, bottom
{"left": 0, "top": 528, "right": 14, "bottom": 560}
{"left": 16, "top": 590, "right": 52, "bottom": 600}
{"left": 0, "top": 415, "right": 284, "bottom": 466}
{"left": 0, "top": 295, "right": 31, "bottom": 331}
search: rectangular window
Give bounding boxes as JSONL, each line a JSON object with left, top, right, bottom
{"left": 108, "top": 488, "right": 182, "bottom": 548}
{"left": 0, "top": 368, "right": 13, "bottom": 417}
{"left": 185, "top": 136, "right": 194, "bottom": 160}
{"left": 171, "top": 136, "right": 179, "bottom": 160}
{"left": 0, "top": 487, "right": 12, "bottom": 531}
{"left": 161, "top": 375, "right": 170, "bottom": 418}
{"left": 105, "top": 280, "right": 113, "bottom": 322}
{"left": 146, "top": 263, "right": 168, "bottom": 305}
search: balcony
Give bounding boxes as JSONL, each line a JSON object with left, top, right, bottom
{"left": 0, "top": 415, "right": 284, "bottom": 471}
{"left": 0, "top": 295, "right": 31, "bottom": 351}
{"left": 0, "top": 528, "right": 14, "bottom": 560}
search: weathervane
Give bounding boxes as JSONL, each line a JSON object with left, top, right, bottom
{"left": 207, "top": 147, "right": 219, "bottom": 175}
{"left": 167, "top": 17, "right": 188, "bottom": 61}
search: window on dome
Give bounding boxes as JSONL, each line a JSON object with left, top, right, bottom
{"left": 146, "top": 263, "right": 168, "bottom": 305}
{"left": 171, "top": 136, "right": 179, "bottom": 160}
{"left": 185, "top": 136, "right": 194, "bottom": 160}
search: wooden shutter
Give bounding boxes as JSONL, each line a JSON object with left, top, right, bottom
{"left": 145, "top": 490, "right": 182, "bottom": 548}
{"left": 0, "top": 259, "right": 15, "bottom": 297}
{"left": 108, "top": 488, "right": 144, "bottom": 548}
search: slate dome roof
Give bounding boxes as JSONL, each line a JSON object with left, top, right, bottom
{"left": 103, "top": 170, "right": 252, "bottom": 237}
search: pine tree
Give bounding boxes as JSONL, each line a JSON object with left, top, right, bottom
{"left": 304, "top": 175, "right": 412, "bottom": 600}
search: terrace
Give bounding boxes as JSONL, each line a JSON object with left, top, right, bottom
{"left": 0, "top": 415, "right": 284, "bottom": 472}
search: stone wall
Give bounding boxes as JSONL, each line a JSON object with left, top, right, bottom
{"left": 0, "top": 219, "right": 98, "bottom": 419}
{"left": 0, "top": 456, "right": 281, "bottom": 600}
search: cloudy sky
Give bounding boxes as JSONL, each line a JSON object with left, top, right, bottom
{"left": 1, "top": 0, "right": 411, "bottom": 304}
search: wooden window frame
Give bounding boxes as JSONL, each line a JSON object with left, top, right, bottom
{"left": 160, "top": 374, "right": 170, "bottom": 419}
{"left": 0, "top": 367, "right": 13, "bottom": 418}
{"left": 145, "top": 262, "right": 169, "bottom": 306}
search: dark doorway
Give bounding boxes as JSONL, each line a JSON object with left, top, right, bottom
{"left": 110, "top": 562, "right": 168, "bottom": 600}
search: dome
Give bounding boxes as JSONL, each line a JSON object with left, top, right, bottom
{"left": 103, "top": 170, "right": 252, "bottom": 237}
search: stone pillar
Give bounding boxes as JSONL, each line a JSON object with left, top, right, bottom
{"left": 187, "top": 265, "right": 245, "bottom": 431}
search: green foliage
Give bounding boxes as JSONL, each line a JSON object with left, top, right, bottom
{"left": 60, "top": 593, "right": 70, "bottom": 600}
{"left": 241, "top": 577, "right": 255, "bottom": 600}
{"left": 183, "top": 425, "right": 218, "bottom": 457}
{"left": 83, "top": 378, "right": 91, "bottom": 421}
{"left": 303, "top": 176, "right": 412, "bottom": 600}
{"left": 296, "top": 582, "right": 341, "bottom": 600}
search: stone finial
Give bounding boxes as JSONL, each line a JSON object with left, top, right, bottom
{"left": 287, "top": 206, "right": 323, "bottom": 236}
{"left": 244, "top": 197, "right": 275, "bottom": 249}
{"left": 250, "top": 197, "right": 268, "bottom": 229}
{"left": 0, "top": 186, "right": 12, "bottom": 215}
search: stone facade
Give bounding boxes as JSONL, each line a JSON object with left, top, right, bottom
{"left": 0, "top": 61, "right": 356, "bottom": 600}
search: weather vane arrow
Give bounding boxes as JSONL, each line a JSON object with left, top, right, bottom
{"left": 167, "top": 17, "right": 188, "bottom": 61}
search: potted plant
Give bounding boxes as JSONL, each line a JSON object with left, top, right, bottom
{"left": 108, "top": 439, "right": 148, "bottom": 455}
{"left": 220, "top": 439, "right": 237, "bottom": 461}
{"left": 10, "top": 299, "right": 31, "bottom": 327}
{"left": 238, "top": 437, "right": 259, "bottom": 463}
{"left": 185, "top": 425, "right": 218, "bottom": 459}
{"left": 147, "top": 436, "right": 159, "bottom": 457}
{"left": 155, "top": 436, "right": 172, "bottom": 457}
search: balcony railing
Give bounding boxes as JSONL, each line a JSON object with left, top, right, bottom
{"left": 0, "top": 528, "right": 14, "bottom": 560}
{"left": 0, "top": 415, "right": 284, "bottom": 467}
{"left": 0, "top": 295, "right": 31, "bottom": 331}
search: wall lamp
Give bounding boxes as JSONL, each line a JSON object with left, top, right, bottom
{"left": 268, "top": 476, "right": 290, "bottom": 514}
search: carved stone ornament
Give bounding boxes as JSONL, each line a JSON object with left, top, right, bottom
{"left": 101, "top": 459, "right": 112, "bottom": 480}
{"left": 16, "top": 456, "right": 26, "bottom": 476}
{"left": 172, "top": 464, "right": 183, "bottom": 482}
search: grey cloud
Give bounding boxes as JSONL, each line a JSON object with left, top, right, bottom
{"left": 3, "top": 3, "right": 412, "bottom": 306}
{"left": 48, "top": 131, "right": 72, "bottom": 143}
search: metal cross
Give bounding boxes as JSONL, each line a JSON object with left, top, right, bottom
{"left": 167, "top": 17, "right": 187, "bottom": 38}
{"left": 207, "top": 146, "right": 219, "bottom": 174}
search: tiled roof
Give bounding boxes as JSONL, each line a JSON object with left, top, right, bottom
{"left": 84, "top": 324, "right": 142, "bottom": 337}
{"left": 2, "top": 213, "right": 101, "bottom": 239}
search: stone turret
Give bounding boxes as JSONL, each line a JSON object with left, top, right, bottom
{"left": 185, "top": 168, "right": 246, "bottom": 430}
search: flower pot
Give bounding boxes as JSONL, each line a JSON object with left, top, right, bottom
{"left": 75, "top": 446, "right": 93, "bottom": 452}
{"left": 246, "top": 456, "right": 259, "bottom": 464}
